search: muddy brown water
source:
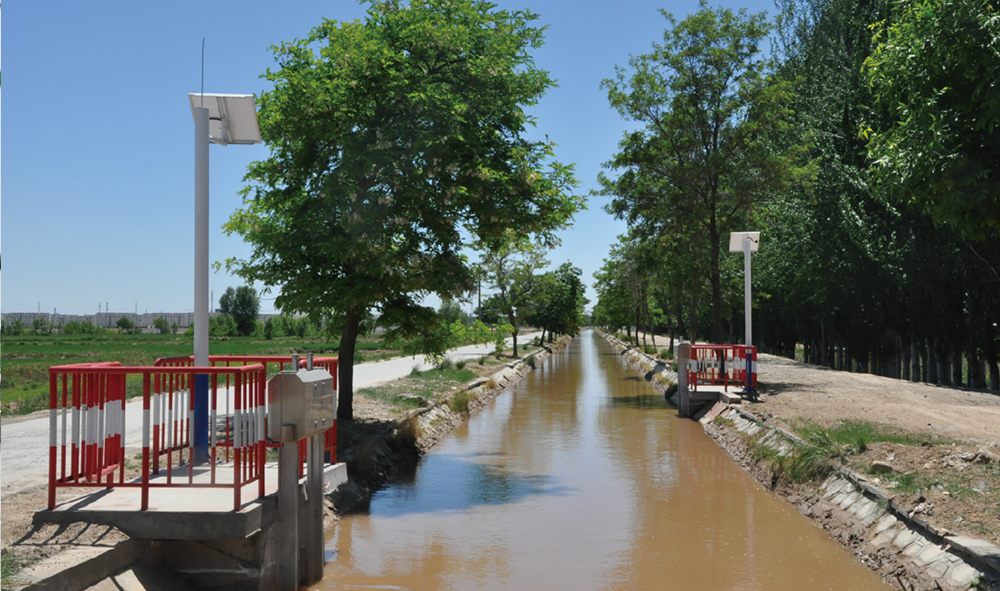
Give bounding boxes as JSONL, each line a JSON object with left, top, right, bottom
{"left": 316, "top": 330, "right": 889, "bottom": 590}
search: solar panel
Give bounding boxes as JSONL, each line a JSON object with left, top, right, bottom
{"left": 188, "top": 93, "right": 261, "bottom": 145}
{"left": 729, "top": 232, "right": 760, "bottom": 253}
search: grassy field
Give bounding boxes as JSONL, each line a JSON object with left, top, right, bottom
{"left": 0, "top": 332, "right": 402, "bottom": 415}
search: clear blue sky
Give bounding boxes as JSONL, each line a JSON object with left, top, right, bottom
{"left": 3, "top": 0, "right": 775, "bottom": 316}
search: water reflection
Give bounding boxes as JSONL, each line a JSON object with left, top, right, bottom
{"left": 316, "top": 331, "right": 889, "bottom": 590}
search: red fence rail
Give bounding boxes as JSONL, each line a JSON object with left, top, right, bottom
{"left": 48, "top": 363, "right": 266, "bottom": 511}
{"left": 686, "top": 345, "right": 757, "bottom": 392}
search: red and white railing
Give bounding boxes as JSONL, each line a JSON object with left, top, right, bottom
{"left": 686, "top": 345, "right": 757, "bottom": 392}
{"left": 154, "top": 356, "right": 339, "bottom": 470}
{"left": 48, "top": 362, "right": 267, "bottom": 511}
{"left": 48, "top": 355, "right": 339, "bottom": 512}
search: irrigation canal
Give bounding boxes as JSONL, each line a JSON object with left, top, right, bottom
{"left": 316, "top": 330, "right": 889, "bottom": 590}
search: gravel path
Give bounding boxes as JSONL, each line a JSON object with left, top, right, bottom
{"left": 0, "top": 333, "right": 540, "bottom": 497}
{"left": 753, "top": 353, "right": 1000, "bottom": 444}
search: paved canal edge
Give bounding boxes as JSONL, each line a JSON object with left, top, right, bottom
{"left": 597, "top": 329, "right": 1000, "bottom": 591}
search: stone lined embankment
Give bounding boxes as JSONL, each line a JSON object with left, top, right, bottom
{"left": 597, "top": 329, "right": 1000, "bottom": 591}
{"left": 706, "top": 408, "right": 1000, "bottom": 591}
{"left": 599, "top": 331, "right": 678, "bottom": 395}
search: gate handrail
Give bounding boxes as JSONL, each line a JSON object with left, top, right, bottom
{"left": 48, "top": 362, "right": 267, "bottom": 512}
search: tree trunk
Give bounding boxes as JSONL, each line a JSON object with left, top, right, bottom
{"left": 508, "top": 311, "right": 518, "bottom": 358}
{"left": 941, "top": 345, "right": 952, "bottom": 387}
{"left": 987, "top": 343, "right": 999, "bottom": 391}
{"left": 689, "top": 290, "right": 701, "bottom": 343}
{"left": 968, "top": 326, "right": 980, "bottom": 388}
{"left": 708, "top": 207, "right": 724, "bottom": 344}
{"left": 821, "top": 320, "right": 827, "bottom": 367}
{"left": 337, "top": 309, "right": 361, "bottom": 421}
{"left": 638, "top": 308, "right": 645, "bottom": 347}
{"left": 953, "top": 346, "right": 963, "bottom": 387}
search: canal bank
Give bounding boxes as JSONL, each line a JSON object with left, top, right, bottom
{"left": 598, "top": 329, "right": 1000, "bottom": 591}
{"left": 318, "top": 330, "right": 890, "bottom": 590}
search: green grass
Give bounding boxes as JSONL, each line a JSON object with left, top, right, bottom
{"left": 791, "top": 419, "right": 949, "bottom": 452}
{"left": 449, "top": 390, "right": 472, "bottom": 413}
{"left": 358, "top": 384, "right": 431, "bottom": 410}
{"left": 411, "top": 367, "right": 476, "bottom": 383}
{"left": 359, "top": 365, "right": 479, "bottom": 411}
{"left": 0, "top": 332, "right": 404, "bottom": 414}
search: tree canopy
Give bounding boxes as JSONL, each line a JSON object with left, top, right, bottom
{"left": 224, "top": 0, "right": 582, "bottom": 419}
{"left": 218, "top": 285, "right": 261, "bottom": 337}
{"left": 863, "top": 0, "right": 1000, "bottom": 240}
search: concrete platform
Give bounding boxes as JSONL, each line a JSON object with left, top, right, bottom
{"left": 689, "top": 385, "right": 745, "bottom": 404}
{"left": 34, "top": 462, "right": 348, "bottom": 540}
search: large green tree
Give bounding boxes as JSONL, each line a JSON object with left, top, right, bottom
{"left": 600, "top": 4, "right": 811, "bottom": 343}
{"left": 225, "top": 0, "right": 581, "bottom": 420}
{"left": 478, "top": 231, "right": 550, "bottom": 357}
{"left": 218, "top": 285, "right": 261, "bottom": 337}
{"left": 863, "top": 0, "right": 1000, "bottom": 241}
{"left": 529, "top": 262, "right": 588, "bottom": 340}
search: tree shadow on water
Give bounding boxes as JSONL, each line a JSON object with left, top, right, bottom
{"left": 367, "top": 454, "right": 576, "bottom": 518}
{"left": 606, "top": 393, "right": 668, "bottom": 409}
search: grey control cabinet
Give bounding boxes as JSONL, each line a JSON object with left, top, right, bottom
{"left": 267, "top": 369, "right": 336, "bottom": 443}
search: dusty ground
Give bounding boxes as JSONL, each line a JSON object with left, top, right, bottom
{"left": 742, "top": 353, "right": 1000, "bottom": 547}
{"left": 752, "top": 353, "right": 1000, "bottom": 444}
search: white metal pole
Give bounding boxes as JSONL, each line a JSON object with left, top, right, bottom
{"left": 744, "top": 236, "right": 752, "bottom": 348}
{"left": 193, "top": 106, "right": 210, "bottom": 464}
{"left": 194, "top": 107, "right": 210, "bottom": 367}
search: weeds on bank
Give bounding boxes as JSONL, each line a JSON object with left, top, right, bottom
{"left": 792, "top": 419, "right": 947, "bottom": 451}
{"left": 1, "top": 547, "right": 43, "bottom": 587}
{"left": 748, "top": 435, "right": 834, "bottom": 484}
{"left": 360, "top": 366, "right": 475, "bottom": 410}
{"left": 450, "top": 390, "right": 472, "bottom": 414}
{"left": 741, "top": 420, "right": 954, "bottom": 485}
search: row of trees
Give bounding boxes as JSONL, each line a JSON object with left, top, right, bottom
{"left": 593, "top": 0, "right": 999, "bottom": 390}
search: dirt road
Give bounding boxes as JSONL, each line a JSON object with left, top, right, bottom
{"left": 753, "top": 353, "right": 1000, "bottom": 444}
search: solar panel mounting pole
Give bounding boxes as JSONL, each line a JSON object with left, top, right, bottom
{"left": 193, "top": 105, "right": 211, "bottom": 465}
{"left": 744, "top": 234, "right": 752, "bottom": 349}
{"left": 190, "top": 93, "right": 261, "bottom": 465}
{"left": 730, "top": 231, "right": 760, "bottom": 391}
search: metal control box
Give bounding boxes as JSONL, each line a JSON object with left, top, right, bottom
{"left": 267, "top": 369, "right": 336, "bottom": 443}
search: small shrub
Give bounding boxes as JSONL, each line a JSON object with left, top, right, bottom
{"left": 525, "top": 355, "right": 536, "bottom": 369}
{"left": 456, "top": 360, "right": 467, "bottom": 370}
{"left": 485, "top": 377, "right": 497, "bottom": 390}
{"left": 450, "top": 390, "right": 472, "bottom": 414}
{"left": 658, "top": 348, "right": 674, "bottom": 360}
{"left": 643, "top": 344, "right": 657, "bottom": 355}
{"left": 478, "top": 356, "right": 487, "bottom": 365}
{"left": 438, "top": 357, "right": 455, "bottom": 371}
{"left": 410, "top": 364, "right": 422, "bottom": 377}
